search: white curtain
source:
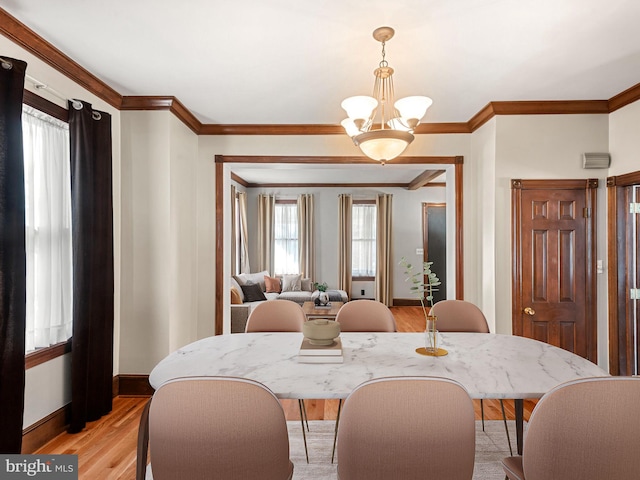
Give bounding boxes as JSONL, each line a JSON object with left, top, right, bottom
{"left": 22, "top": 105, "right": 73, "bottom": 352}
{"left": 352, "top": 203, "right": 376, "bottom": 277}
{"left": 298, "top": 194, "right": 314, "bottom": 280}
{"left": 274, "top": 202, "right": 299, "bottom": 274}
{"left": 231, "top": 185, "right": 237, "bottom": 276}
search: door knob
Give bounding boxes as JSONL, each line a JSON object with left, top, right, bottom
{"left": 524, "top": 307, "right": 535, "bottom": 316}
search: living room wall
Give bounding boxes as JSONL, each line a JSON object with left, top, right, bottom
{"left": 241, "top": 184, "right": 447, "bottom": 300}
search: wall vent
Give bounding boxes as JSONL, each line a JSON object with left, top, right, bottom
{"left": 582, "top": 152, "right": 611, "bottom": 169}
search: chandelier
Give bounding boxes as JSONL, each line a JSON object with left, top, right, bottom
{"left": 341, "top": 27, "right": 432, "bottom": 164}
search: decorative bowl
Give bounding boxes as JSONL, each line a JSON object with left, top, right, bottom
{"left": 302, "top": 319, "right": 341, "bottom": 346}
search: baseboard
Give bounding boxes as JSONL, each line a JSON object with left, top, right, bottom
{"left": 393, "top": 298, "right": 424, "bottom": 306}
{"left": 118, "top": 374, "right": 154, "bottom": 397}
{"left": 22, "top": 404, "right": 71, "bottom": 453}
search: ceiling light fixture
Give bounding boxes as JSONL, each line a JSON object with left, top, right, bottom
{"left": 341, "top": 27, "right": 432, "bottom": 164}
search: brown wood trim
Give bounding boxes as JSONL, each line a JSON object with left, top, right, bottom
{"left": 23, "top": 89, "right": 68, "bottom": 122}
{"left": 467, "top": 103, "right": 496, "bottom": 131}
{"left": 414, "top": 123, "right": 471, "bottom": 134}
{"left": 118, "top": 374, "right": 154, "bottom": 397}
{"left": 0, "top": 8, "right": 122, "bottom": 108}
{"left": 608, "top": 82, "right": 640, "bottom": 112}
{"left": 353, "top": 200, "right": 376, "bottom": 205}
{"left": 120, "top": 96, "right": 201, "bottom": 134}
{"left": 511, "top": 178, "right": 597, "bottom": 190}
{"left": 249, "top": 182, "right": 414, "bottom": 188}
{"left": 393, "top": 298, "right": 424, "bottom": 307}
{"left": 25, "top": 339, "right": 72, "bottom": 370}
{"left": 112, "top": 375, "right": 120, "bottom": 397}
{"left": 608, "top": 170, "right": 640, "bottom": 187}
{"left": 230, "top": 172, "right": 249, "bottom": 187}
{"left": 490, "top": 100, "right": 609, "bottom": 115}
{"left": 426, "top": 182, "right": 446, "bottom": 188}
{"left": 352, "top": 276, "right": 375, "bottom": 281}
{"left": 215, "top": 159, "right": 224, "bottom": 336}
{"left": 21, "top": 404, "right": 71, "bottom": 453}
{"left": 607, "top": 181, "right": 619, "bottom": 374}
{"left": 408, "top": 169, "right": 445, "bottom": 190}
{"left": 455, "top": 159, "right": 464, "bottom": 300}
{"left": 217, "top": 155, "right": 461, "bottom": 165}
{"left": 585, "top": 180, "right": 598, "bottom": 362}
{"left": 215, "top": 155, "right": 465, "bottom": 329}
{"left": 511, "top": 180, "right": 524, "bottom": 337}
{"left": 201, "top": 124, "right": 344, "bottom": 135}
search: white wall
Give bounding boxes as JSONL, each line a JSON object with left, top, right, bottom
{"left": 609, "top": 100, "right": 640, "bottom": 176}
{"left": 492, "top": 114, "right": 610, "bottom": 370}
{"left": 242, "top": 185, "right": 446, "bottom": 299}
{"left": 119, "top": 111, "right": 207, "bottom": 373}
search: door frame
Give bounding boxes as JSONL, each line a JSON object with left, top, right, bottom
{"left": 607, "top": 169, "right": 640, "bottom": 375}
{"left": 511, "top": 178, "right": 598, "bottom": 361}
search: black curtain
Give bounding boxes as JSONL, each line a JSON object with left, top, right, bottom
{"left": 68, "top": 100, "right": 114, "bottom": 433}
{"left": 0, "top": 56, "right": 27, "bottom": 453}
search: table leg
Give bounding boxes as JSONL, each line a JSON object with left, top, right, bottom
{"left": 515, "top": 398, "right": 524, "bottom": 455}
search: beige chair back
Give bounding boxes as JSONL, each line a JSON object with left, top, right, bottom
{"left": 334, "top": 300, "right": 397, "bottom": 332}
{"left": 512, "top": 376, "right": 640, "bottom": 480}
{"left": 245, "top": 300, "right": 305, "bottom": 332}
{"left": 337, "top": 376, "right": 475, "bottom": 480}
{"left": 430, "top": 299, "right": 489, "bottom": 333}
{"left": 148, "top": 377, "right": 293, "bottom": 480}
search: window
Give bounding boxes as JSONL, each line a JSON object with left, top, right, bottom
{"left": 352, "top": 202, "right": 376, "bottom": 278}
{"left": 22, "top": 105, "right": 73, "bottom": 353}
{"left": 274, "top": 201, "right": 299, "bottom": 275}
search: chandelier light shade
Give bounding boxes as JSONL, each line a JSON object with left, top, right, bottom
{"left": 341, "top": 26, "right": 432, "bottom": 164}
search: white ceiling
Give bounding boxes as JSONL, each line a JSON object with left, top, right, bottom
{"left": 4, "top": 0, "right": 640, "bottom": 184}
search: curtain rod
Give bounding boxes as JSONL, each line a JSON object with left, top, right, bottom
{"left": 1, "top": 55, "right": 83, "bottom": 110}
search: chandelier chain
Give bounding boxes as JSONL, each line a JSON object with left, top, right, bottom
{"left": 379, "top": 40, "right": 388, "bottom": 68}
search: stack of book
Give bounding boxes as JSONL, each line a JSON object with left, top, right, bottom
{"left": 297, "top": 337, "right": 343, "bottom": 363}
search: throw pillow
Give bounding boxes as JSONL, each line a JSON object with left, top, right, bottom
{"left": 230, "top": 287, "right": 243, "bottom": 304}
{"left": 281, "top": 273, "right": 302, "bottom": 292}
{"left": 264, "top": 275, "right": 281, "bottom": 293}
{"left": 301, "top": 277, "right": 313, "bottom": 292}
{"left": 230, "top": 277, "right": 245, "bottom": 302}
{"left": 241, "top": 283, "right": 267, "bottom": 302}
{"left": 235, "top": 270, "right": 269, "bottom": 291}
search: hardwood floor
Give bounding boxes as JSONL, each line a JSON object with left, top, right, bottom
{"left": 33, "top": 306, "right": 537, "bottom": 479}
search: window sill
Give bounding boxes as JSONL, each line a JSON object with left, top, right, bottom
{"left": 25, "top": 339, "right": 72, "bottom": 370}
{"left": 352, "top": 276, "right": 375, "bottom": 282}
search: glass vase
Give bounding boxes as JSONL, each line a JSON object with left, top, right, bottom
{"left": 425, "top": 315, "right": 439, "bottom": 353}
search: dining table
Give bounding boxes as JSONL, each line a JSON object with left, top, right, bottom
{"left": 148, "top": 331, "right": 608, "bottom": 455}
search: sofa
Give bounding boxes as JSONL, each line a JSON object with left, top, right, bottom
{"left": 230, "top": 270, "right": 348, "bottom": 333}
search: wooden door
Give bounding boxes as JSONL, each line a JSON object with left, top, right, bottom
{"left": 422, "top": 203, "right": 447, "bottom": 304}
{"left": 512, "top": 179, "right": 598, "bottom": 361}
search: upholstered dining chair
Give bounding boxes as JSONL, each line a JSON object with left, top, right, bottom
{"left": 337, "top": 376, "right": 476, "bottom": 480}
{"left": 334, "top": 299, "right": 397, "bottom": 332}
{"left": 244, "top": 300, "right": 310, "bottom": 462}
{"left": 146, "top": 376, "right": 293, "bottom": 480}
{"left": 330, "top": 299, "right": 397, "bottom": 461}
{"left": 501, "top": 376, "right": 640, "bottom": 480}
{"left": 430, "top": 299, "right": 513, "bottom": 455}
{"left": 245, "top": 299, "right": 306, "bottom": 332}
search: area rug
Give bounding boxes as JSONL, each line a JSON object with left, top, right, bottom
{"left": 288, "top": 420, "right": 523, "bottom": 480}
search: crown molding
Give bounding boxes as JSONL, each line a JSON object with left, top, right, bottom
{"left": 120, "top": 96, "right": 201, "bottom": 134}
{"left": 0, "top": 8, "right": 122, "bottom": 108}
{"left": 608, "top": 82, "right": 640, "bottom": 113}
{"left": 2, "top": 7, "right": 640, "bottom": 135}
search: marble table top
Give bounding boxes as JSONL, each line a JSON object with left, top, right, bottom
{"left": 149, "top": 332, "right": 608, "bottom": 399}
